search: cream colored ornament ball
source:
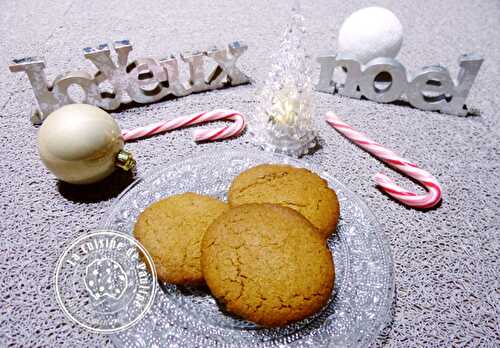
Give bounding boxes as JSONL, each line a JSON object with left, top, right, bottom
{"left": 338, "top": 7, "right": 403, "bottom": 64}
{"left": 38, "top": 104, "right": 126, "bottom": 184}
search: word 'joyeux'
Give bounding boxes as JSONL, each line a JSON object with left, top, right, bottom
{"left": 315, "top": 53, "right": 483, "bottom": 116}
{"left": 9, "top": 40, "right": 250, "bottom": 124}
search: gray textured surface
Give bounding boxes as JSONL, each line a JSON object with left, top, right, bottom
{"left": 0, "top": 0, "right": 499, "bottom": 347}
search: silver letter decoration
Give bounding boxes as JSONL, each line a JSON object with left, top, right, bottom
{"left": 9, "top": 40, "right": 250, "bottom": 124}
{"left": 315, "top": 53, "right": 483, "bottom": 116}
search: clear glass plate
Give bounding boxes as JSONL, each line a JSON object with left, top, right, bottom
{"left": 102, "top": 150, "right": 394, "bottom": 347}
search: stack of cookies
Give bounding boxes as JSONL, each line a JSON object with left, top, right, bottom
{"left": 134, "top": 164, "right": 340, "bottom": 327}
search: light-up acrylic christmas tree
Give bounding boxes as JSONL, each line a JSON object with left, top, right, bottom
{"left": 252, "top": 2, "right": 316, "bottom": 157}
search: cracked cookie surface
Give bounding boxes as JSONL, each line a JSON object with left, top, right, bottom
{"left": 134, "top": 192, "right": 228, "bottom": 285}
{"left": 201, "top": 203, "right": 334, "bottom": 327}
{"left": 228, "top": 164, "right": 340, "bottom": 239}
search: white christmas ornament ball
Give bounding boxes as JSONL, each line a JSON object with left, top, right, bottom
{"left": 37, "top": 104, "right": 124, "bottom": 184}
{"left": 338, "top": 7, "right": 403, "bottom": 64}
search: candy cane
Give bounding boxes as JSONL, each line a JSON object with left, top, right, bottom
{"left": 121, "top": 109, "right": 246, "bottom": 142}
{"left": 325, "top": 111, "right": 442, "bottom": 209}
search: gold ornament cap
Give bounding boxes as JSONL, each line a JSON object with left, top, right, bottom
{"left": 115, "top": 150, "right": 136, "bottom": 171}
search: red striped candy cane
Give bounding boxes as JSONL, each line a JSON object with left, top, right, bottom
{"left": 325, "top": 111, "right": 442, "bottom": 209}
{"left": 121, "top": 109, "right": 246, "bottom": 142}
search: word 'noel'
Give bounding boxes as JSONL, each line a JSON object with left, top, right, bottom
{"left": 9, "top": 40, "right": 250, "bottom": 124}
{"left": 315, "top": 53, "right": 483, "bottom": 116}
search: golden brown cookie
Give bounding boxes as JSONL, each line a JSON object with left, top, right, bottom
{"left": 134, "top": 192, "right": 228, "bottom": 285}
{"left": 201, "top": 203, "right": 334, "bottom": 327}
{"left": 228, "top": 164, "right": 340, "bottom": 239}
